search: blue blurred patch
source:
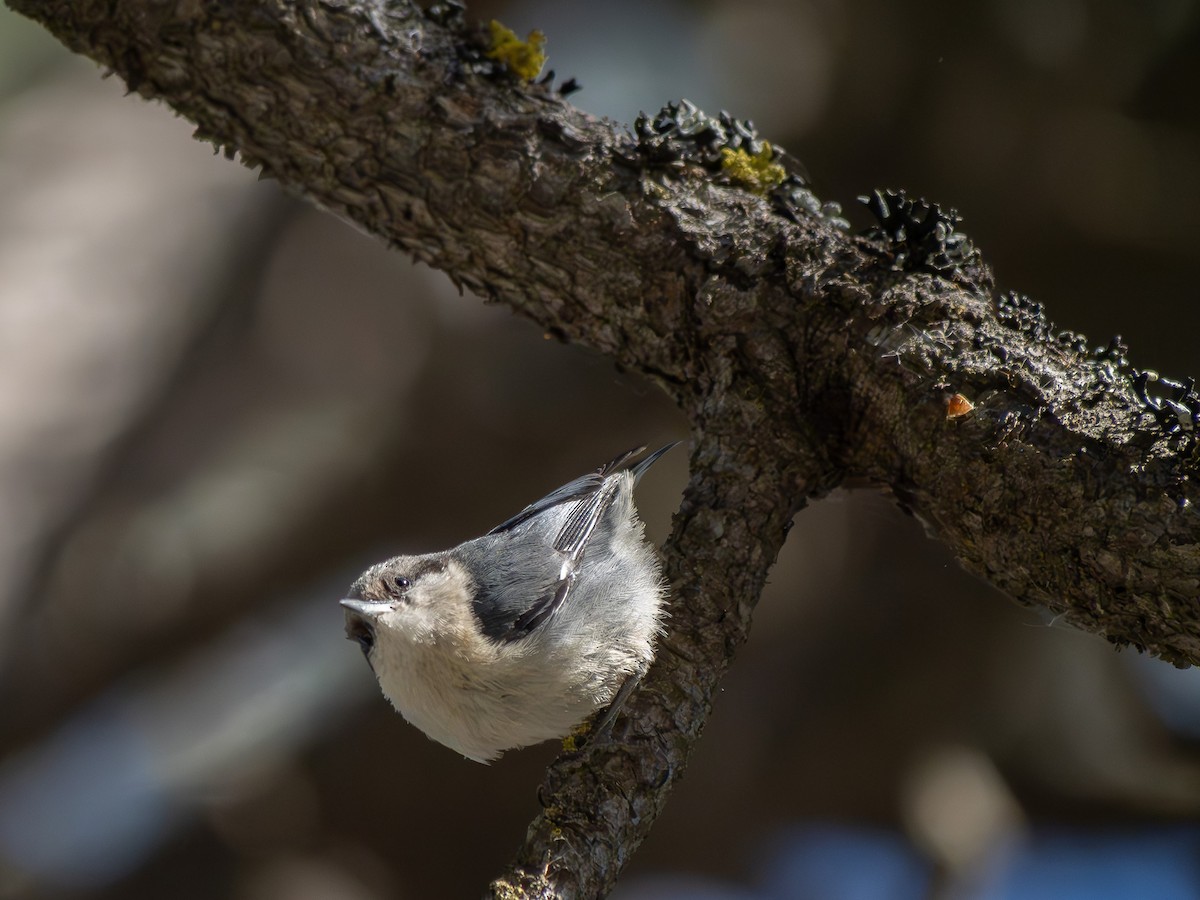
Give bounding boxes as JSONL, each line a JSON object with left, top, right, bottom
{"left": 975, "top": 827, "right": 1200, "bottom": 900}
{"left": 757, "top": 824, "right": 930, "bottom": 900}
{"left": 0, "top": 693, "right": 175, "bottom": 887}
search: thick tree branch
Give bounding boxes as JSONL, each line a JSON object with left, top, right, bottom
{"left": 10, "top": 0, "right": 1200, "bottom": 896}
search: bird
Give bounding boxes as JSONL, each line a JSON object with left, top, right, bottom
{"left": 340, "top": 443, "right": 677, "bottom": 762}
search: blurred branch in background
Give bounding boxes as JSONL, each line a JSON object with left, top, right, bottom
{"left": 0, "top": 1, "right": 1198, "bottom": 899}
{"left": 0, "top": 65, "right": 287, "bottom": 666}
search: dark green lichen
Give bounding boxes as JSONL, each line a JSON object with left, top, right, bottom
{"left": 860, "top": 189, "right": 984, "bottom": 285}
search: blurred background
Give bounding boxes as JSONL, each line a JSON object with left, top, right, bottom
{"left": 1, "top": 0, "right": 1198, "bottom": 897}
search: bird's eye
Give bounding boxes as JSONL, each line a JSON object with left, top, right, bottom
{"left": 392, "top": 576, "right": 411, "bottom": 591}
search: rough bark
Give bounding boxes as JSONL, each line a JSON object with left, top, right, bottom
{"left": 8, "top": 0, "right": 1200, "bottom": 897}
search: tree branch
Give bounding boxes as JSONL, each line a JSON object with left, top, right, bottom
{"left": 9, "top": 0, "right": 1200, "bottom": 896}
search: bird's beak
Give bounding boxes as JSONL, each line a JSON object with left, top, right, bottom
{"left": 339, "top": 598, "right": 394, "bottom": 617}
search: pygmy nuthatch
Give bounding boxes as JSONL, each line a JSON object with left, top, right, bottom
{"left": 340, "top": 444, "right": 677, "bottom": 762}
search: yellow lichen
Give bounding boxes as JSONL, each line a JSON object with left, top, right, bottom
{"left": 720, "top": 142, "right": 786, "bottom": 194}
{"left": 487, "top": 882, "right": 524, "bottom": 900}
{"left": 486, "top": 20, "right": 547, "bottom": 82}
{"left": 561, "top": 719, "right": 593, "bottom": 752}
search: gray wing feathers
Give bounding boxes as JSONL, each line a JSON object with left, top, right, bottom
{"left": 472, "top": 444, "right": 677, "bottom": 642}
{"left": 495, "top": 476, "right": 621, "bottom": 640}
{"left": 485, "top": 473, "right": 603, "bottom": 536}
{"left": 552, "top": 478, "right": 619, "bottom": 556}
{"left": 485, "top": 445, "right": 652, "bottom": 537}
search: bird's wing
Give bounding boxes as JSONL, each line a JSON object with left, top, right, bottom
{"left": 475, "top": 448, "right": 648, "bottom": 641}
{"left": 505, "top": 475, "right": 623, "bottom": 635}
{"left": 485, "top": 446, "right": 644, "bottom": 536}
